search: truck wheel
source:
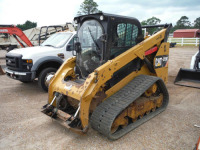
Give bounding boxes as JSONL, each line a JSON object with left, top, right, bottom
{"left": 38, "top": 67, "right": 57, "bottom": 92}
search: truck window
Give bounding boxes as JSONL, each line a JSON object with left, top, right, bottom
{"left": 68, "top": 36, "right": 77, "bottom": 50}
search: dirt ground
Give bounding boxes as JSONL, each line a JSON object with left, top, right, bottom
{"left": 0, "top": 47, "right": 200, "bottom": 150}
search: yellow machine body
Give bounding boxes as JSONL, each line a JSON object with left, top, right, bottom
{"left": 42, "top": 13, "right": 171, "bottom": 140}
{"left": 48, "top": 29, "right": 169, "bottom": 130}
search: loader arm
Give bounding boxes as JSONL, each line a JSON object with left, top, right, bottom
{"left": 0, "top": 25, "right": 33, "bottom": 47}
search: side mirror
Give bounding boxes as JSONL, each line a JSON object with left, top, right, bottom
{"left": 66, "top": 44, "right": 72, "bottom": 51}
{"left": 75, "top": 42, "right": 81, "bottom": 53}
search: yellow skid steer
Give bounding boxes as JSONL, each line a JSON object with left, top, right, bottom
{"left": 42, "top": 13, "right": 171, "bottom": 140}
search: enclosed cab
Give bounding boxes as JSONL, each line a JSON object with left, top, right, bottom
{"left": 74, "top": 13, "right": 143, "bottom": 78}
{"left": 5, "top": 31, "right": 76, "bottom": 91}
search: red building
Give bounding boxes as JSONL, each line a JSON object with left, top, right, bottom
{"left": 173, "top": 29, "right": 200, "bottom": 38}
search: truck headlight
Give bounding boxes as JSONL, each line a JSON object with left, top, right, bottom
{"left": 25, "top": 59, "right": 33, "bottom": 64}
{"left": 23, "top": 59, "right": 33, "bottom": 70}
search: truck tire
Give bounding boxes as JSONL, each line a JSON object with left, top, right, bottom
{"left": 38, "top": 67, "right": 57, "bottom": 92}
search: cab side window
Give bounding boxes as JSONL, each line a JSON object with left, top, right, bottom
{"left": 110, "top": 23, "right": 138, "bottom": 58}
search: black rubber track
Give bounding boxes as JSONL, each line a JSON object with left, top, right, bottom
{"left": 90, "top": 75, "right": 169, "bottom": 140}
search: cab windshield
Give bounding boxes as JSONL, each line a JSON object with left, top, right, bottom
{"left": 77, "top": 20, "right": 103, "bottom": 77}
{"left": 41, "top": 32, "right": 72, "bottom": 48}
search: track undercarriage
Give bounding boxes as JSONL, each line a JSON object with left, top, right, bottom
{"left": 90, "top": 75, "right": 169, "bottom": 140}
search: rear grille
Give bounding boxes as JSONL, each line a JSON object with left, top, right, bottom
{"left": 6, "top": 53, "right": 22, "bottom": 71}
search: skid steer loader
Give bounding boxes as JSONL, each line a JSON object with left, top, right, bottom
{"left": 42, "top": 13, "right": 171, "bottom": 140}
{"left": 174, "top": 43, "right": 200, "bottom": 88}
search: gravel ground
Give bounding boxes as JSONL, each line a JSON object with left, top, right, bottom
{"left": 0, "top": 47, "right": 200, "bottom": 150}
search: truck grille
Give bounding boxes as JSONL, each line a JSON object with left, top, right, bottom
{"left": 6, "top": 53, "right": 23, "bottom": 71}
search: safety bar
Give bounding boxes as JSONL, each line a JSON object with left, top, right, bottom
{"left": 142, "top": 24, "right": 172, "bottom": 28}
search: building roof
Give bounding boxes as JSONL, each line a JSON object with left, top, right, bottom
{"left": 174, "top": 29, "right": 200, "bottom": 33}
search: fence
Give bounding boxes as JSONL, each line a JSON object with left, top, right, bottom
{"left": 168, "top": 38, "right": 200, "bottom": 46}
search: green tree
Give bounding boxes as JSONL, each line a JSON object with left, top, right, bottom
{"left": 17, "top": 20, "right": 37, "bottom": 31}
{"left": 176, "top": 16, "right": 191, "bottom": 28}
{"left": 141, "top": 20, "right": 147, "bottom": 26}
{"left": 141, "top": 17, "right": 161, "bottom": 35}
{"left": 194, "top": 17, "right": 200, "bottom": 29}
{"left": 171, "top": 16, "right": 191, "bottom": 33}
{"left": 146, "top": 17, "right": 161, "bottom": 25}
{"left": 77, "top": 0, "right": 101, "bottom": 16}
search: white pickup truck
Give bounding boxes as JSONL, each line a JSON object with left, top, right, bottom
{"left": 5, "top": 31, "right": 76, "bottom": 91}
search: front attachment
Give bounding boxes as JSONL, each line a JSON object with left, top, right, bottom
{"left": 41, "top": 93, "right": 88, "bottom": 134}
{"left": 174, "top": 68, "right": 200, "bottom": 89}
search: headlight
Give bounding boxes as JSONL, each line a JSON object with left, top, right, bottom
{"left": 22, "top": 59, "right": 33, "bottom": 71}
{"left": 25, "top": 59, "right": 33, "bottom": 64}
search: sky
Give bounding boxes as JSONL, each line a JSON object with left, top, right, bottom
{"left": 0, "top": 0, "right": 199, "bottom": 27}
